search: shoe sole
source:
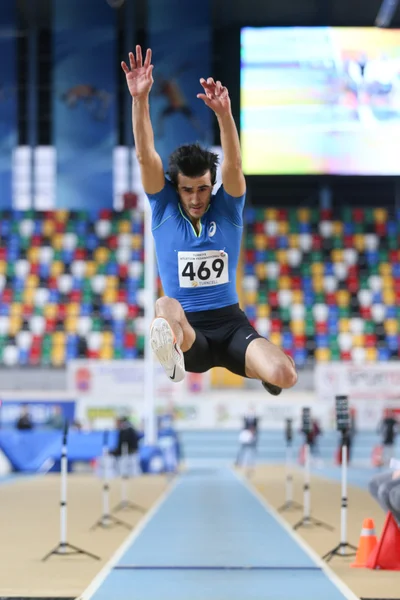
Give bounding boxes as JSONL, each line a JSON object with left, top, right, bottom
{"left": 150, "top": 318, "right": 185, "bottom": 382}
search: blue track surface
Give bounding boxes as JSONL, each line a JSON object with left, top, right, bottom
{"left": 82, "top": 468, "right": 356, "bottom": 600}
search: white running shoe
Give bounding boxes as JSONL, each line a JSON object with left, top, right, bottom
{"left": 150, "top": 317, "right": 185, "bottom": 383}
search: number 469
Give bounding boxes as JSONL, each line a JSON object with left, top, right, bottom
{"left": 182, "top": 259, "right": 224, "bottom": 281}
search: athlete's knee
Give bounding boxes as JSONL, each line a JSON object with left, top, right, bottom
{"left": 155, "top": 296, "right": 183, "bottom": 318}
{"left": 273, "top": 355, "right": 298, "bottom": 389}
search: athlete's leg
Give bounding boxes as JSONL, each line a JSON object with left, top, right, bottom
{"left": 154, "top": 296, "right": 195, "bottom": 352}
{"left": 244, "top": 338, "right": 297, "bottom": 390}
{"left": 150, "top": 296, "right": 197, "bottom": 383}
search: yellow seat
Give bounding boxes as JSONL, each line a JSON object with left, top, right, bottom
{"left": 132, "top": 234, "right": 143, "bottom": 250}
{"left": 331, "top": 249, "right": 344, "bottom": 263}
{"left": 366, "top": 347, "right": 377, "bottom": 361}
{"left": 10, "top": 303, "right": 23, "bottom": 317}
{"left": 44, "top": 304, "right": 58, "bottom": 319}
{"left": 85, "top": 261, "right": 97, "bottom": 278}
{"left": 53, "top": 332, "right": 65, "bottom": 347}
{"left": 339, "top": 319, "right": 350, "bottom": 333}
{"left": 384, "top": 319, "right": 398, "bottom": 335}
{"left": 332, "top": 221, "right": 343, "bottom": 236}
{"left": 106, "top": 275, "right": 118, "bottom": 289}
{"left": 27, "top": 247, "right": 40, "bottom": 263}
{"left": 100, "top": 346, "right": 114, "bottom": 360}
{"left": 26, "top": 274, "right": 39, "bottom": 289}
{"left": 277, "top": 221, "right": 288, "bottom": 235}
{"left": 336, "top": 290, "right": 350, "bottom": 308}
{"left": 254, "top": 234, "right": 267, "bottom": 251}
{"left": 50, "top": 261, "right": 64, "bottom": 277}
{"left": 65, "top": 317, "right": 78, "bottom": 334}
{"left": 353, "top": 234, "right": 365, "bottom": 252}
{"left": 66, "top": 303, "right": 80, "bottom": 318}
{"left": 257, "top": 304, "right": 270, "bottom": 318}
{"left": 51, "top": 347, "right": 65, "bottom": 367}
{"left": 279, "top": 276, "right": 291, "bottom": 290}
{"left": 103, "top": 289, "right": 117, "bottom": 303}
{"left": 42, "top": 219, "right": 55, "bottom": 237}
{"left": 103, "top": 332, "right": 114, "bottom": 346}
{"left": 292, "top": 290, "right": 304, "bottom": 304}
{"left": 297, "top": 208, "right": 310, "bottom": 223}
{"left": 288, "top": 234, "right": 299, "bottom": 249}
{"left": 0, "top": 261, "right": 6, "bottom": 275}
{"left": 94, "top": 247, "right": 109, "bottom": 265}
{"left": 382, "top": 275, "right": 393, "bottom": 291}
{"left": 291, "top": 320, "right": 305, "bottom": 335}
{"left": 315, "top": 348, "right": 330, "bottom": 362}
{"left": 312, "top": 277, "right": 323, "bottom": 293}
{"left": 383, "top": 290, "right": 395, "bottom": 305}
{"left": 269, "top": 332, "right": 282, "bottom": 347}
{"left": 311, "top": 263, "right": 324, "bottom": 276}
{"left": 266, "top": 208, "right": 278, "bottom": 220}
{"left": 119, "top": 220, "right": 131, "bottom": 233}
{"left": 23, "top": 289, "right": 34, "bottom": 305}
{"left": 52, "top": 233, "right": 63, "bottom": 251}
{"left": 255, "top": 263, "right": 266, "bottom": 280}
{"left": 276, "top": 250, "right": 287, "bottom": 264}
{"left": 244, "top": 290, "right": 257, "bottom": 305}
{"left": 9, "top": 316, "right": 22, "bottom": 336}
{"left": 55, "top": 210, "right": 69, "bottom": 223}
{"left": 379, "top": 263, "right": 392, "bottom": 276}
{"left": 374, "top": 208, "right": 387, "bottom": 224}
{"left": 352, "top": 334, "right": 365, "bottom": 348}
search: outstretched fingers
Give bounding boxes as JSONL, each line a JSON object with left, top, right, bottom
{"left": 129, "top": 51, "right": 136, "bottom": 70}
{"left": 136, "top": 45, "right": 143, "bottom": 68}
{"left": 121, "top": 61, "right": 130, "bottom": 75}
{"left": 144, "top": 48, "right": 152, "bottom": 69}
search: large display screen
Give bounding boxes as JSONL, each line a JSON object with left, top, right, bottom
{"left": 240, "top": 27, "right": 400, "bottom": 175}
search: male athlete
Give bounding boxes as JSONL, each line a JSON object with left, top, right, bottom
{"left": 122, "top": 46, "right": 297, "bottom": 396}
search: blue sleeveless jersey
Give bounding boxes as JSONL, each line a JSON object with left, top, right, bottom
{"left": 146, "top": 178, "right": 245, "bottom": 312}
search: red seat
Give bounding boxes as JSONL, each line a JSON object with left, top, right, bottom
{"left": 128, "top": 305, "right": 139, "bottom": 319}
{"left": 124, "top": 333, "right": 136, "bottom": 348}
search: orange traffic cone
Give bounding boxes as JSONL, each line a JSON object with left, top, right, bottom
{"left": 351, "top": 518, "right": 377, "bottom": 568}
{"left": 366, "top": 512, "right": 400, "bottom": 571}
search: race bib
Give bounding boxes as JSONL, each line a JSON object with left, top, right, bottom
{"left": 178, "top": 250, "right": 229, "bottom": 288}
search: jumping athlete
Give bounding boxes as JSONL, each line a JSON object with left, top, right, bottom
{"left": 121, "top": 46, "right": 297, "bottom": 396}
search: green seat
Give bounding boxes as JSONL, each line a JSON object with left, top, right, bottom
{"left": 280, "top": 307, "right": 290, "bottom": 322}
{"left": 268, "top": 279, "right": 278, "bottom": 292}
{"left": 364, "top": 321, "right": 375, "bottom": 334}
{"left": 137, "top": 335, "right": 145, "bottom": 352}
{"left": 92, "top": 317, "right": 102, "bottom": 332}
{"left": 338, "top": 307, "right": 350, "bottom": 318}
{"left": 332, "top": 236, "right": 343, "bottom": 249}
{"left": 114, "top": 348, "right": 124, "bottom": 359}
{"left": 331, "top": 348, "right": 341, "bottom": 361}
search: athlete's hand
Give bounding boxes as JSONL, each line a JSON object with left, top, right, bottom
{"left": 121, "top": 46, "right": 154, "bottom": 98}
{"left": 197, "top": 77, "right": 231, "bottom": 116}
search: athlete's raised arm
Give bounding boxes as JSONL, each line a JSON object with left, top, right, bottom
{"left": 121, "top": 45, "right": 164, "bottom": 194}
{"left": 197, "top": 77, "right": 246, "bottom": 198}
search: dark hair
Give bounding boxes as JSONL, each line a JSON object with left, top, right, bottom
{"left": 167, "top": 143, "right": 219, "bottom": 187}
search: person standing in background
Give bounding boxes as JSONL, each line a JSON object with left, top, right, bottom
{"left": 378, "top": 409, "right": 398, "bottom": 466}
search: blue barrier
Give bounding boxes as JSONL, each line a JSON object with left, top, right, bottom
{"left": 0, "top": 429, "right": 180, "bottom": 474}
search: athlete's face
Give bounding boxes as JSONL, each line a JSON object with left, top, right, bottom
{"left": 177, "top": 171, "right": 213, "bottom": 222}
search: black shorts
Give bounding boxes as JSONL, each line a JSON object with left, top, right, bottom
{"left": 183, "top": 303, "right": 262, "bottom": 378}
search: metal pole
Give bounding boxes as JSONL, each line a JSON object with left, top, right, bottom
{"left": 304, "top": 443, "right": 311, "bottom": 523}
{"left": 143, "top": 200, "right": 156, "bottom": 445}
{"left": 340, "top": 443, "right": 348, "bottom": 553}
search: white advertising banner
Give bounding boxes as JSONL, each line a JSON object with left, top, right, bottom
{"left": 67, "top": 359, "right": 209, "bottom": 401}
{"left": 315, "top": 362, "right": 400, "bottom": 404}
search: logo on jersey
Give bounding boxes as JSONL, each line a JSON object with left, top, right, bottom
{"left": 208, "top": 222, "right": 217, "bottom": 237}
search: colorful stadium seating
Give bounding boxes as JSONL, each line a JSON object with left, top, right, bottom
{"left": 0, "top": 209, "right": 148, "bottom": 366}
{"left": 0, "top": 206, "right": 399, "bottom": 367}
{"left": 243, "top": 206, "right": 400, "bottom": 367}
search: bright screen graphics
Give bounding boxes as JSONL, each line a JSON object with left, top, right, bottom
{"left": 240, "top": 27, "right": 400, "bottom": 175}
